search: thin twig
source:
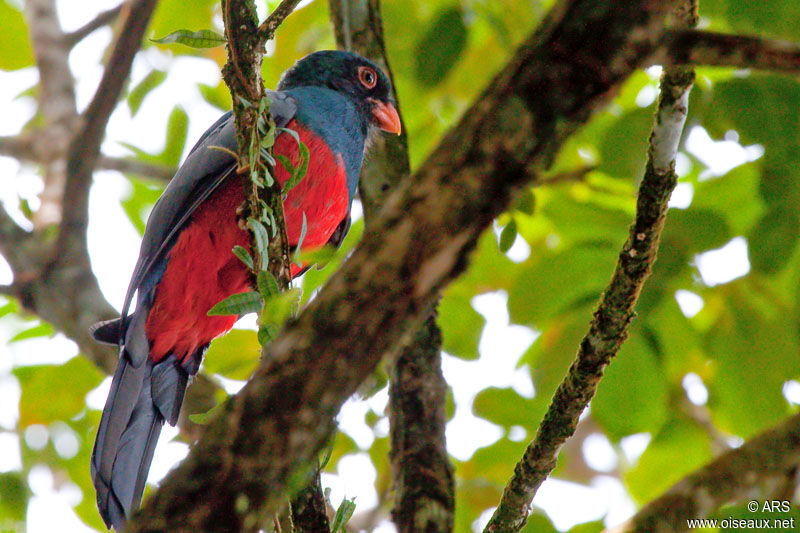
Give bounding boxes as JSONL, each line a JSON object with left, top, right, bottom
{"left": 97, "top": 156, "right": 175, "bottom": 181}
{"left": 56, "top": 0, "right": 158, "bottom": 263}
{"left": 484, "top": 2, "right": 697, "bottom": 530}
{"left": 257, "top": 0, "right": 303, "bottom": 46}
{"left": 64, "top": 3, "right": 125, "bottom": 47}
{"left": 0, "top": 135, "right": 174, "bottom": 181}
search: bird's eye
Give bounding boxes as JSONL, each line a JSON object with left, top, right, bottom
{"left": 358, "top": 66, "right": 377, "bottom": 89}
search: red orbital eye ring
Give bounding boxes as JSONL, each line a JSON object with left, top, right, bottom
{"left": 358, "top": 66, "right": 377, "bottom": 89}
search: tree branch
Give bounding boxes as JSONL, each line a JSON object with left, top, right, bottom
{"left": 663, "top": 28, "right": 800, "bottom": 73}
{"left": 257, "top": 0, "right": 302, "bottom": 47}
{"left": 125, "top": 0, "right": 677, "bottom": 529}
{"left": 97, "top": 156, "right": 176, "bottom": 181}
{"left": 56, "top": 0, "right": 158, "bottom": 265}
{"left": 0, "top": 135, "right": 175, "bottom": 181}
{"left": 485, "top": 2, "right": 697, "bottom": 530}
{"left": 608, "top": 413, "right": 800, "bottom": 533}
{"left": 328, "top": 2, "right": 453, "bottom": 530}
{"left": 24, "top": 0, "right": 78, "bottom": 229}
{"left": 64, "top": 3, "right": 125, "bottom": 47}
{"left": 389, "top": 313, "right": 453, "bottom": 532}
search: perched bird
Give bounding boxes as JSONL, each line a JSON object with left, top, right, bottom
{"left": 90, "top": 50, "right": 400, "bottom": 529}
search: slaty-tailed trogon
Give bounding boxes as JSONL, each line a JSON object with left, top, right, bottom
{"left": 89, "top": 50, "right": 400, "bottom": 530}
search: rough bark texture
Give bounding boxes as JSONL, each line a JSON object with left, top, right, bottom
{"left": 608, "top": 413, "right": 800, "bottom": 533}
{"left": 389, "top": 314, "right": 454, "bottom": 533}
{"left": 485, "top": 3, "right": 696, "bottom": 530}
{"left": 125, "top": 0, "right": 676, "bottom": 530}
{"left": 329, "top": 2, "right": 454, "bottom": 531}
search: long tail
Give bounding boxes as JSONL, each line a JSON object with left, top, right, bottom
{"left": 91, "top": 337, "right": 191, "bottom": 530}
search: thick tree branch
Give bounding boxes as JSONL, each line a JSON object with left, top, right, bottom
{"left": 328, "top": 3, "right": 453, "bottom": 530}
{"left": 56, "top": 0, "right": 158, "bottom": 265}
{"left": 125, "top": 0, "right": 676, "bottom": 529}
{"left": 64, "top": 3, "right": 125, "bottom": 47}
{"left": 485, "top": 3, "right": 697, "bottom": 530}
{"left": 608, "top": 413, "right": 800, "bottom": 533}
{"left": 389, "top": 314, "right": 453, "bottom": 533}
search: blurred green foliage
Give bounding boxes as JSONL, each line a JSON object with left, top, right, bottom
{"left": 2, "top": 0, "right": 800, "bottom": 531}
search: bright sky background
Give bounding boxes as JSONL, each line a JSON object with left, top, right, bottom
{"left": 1, "top": 2, "right": 794, "bottom": 532}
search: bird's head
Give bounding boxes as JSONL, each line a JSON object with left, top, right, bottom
{"left": 278, "top": 50, "right": 401, "bottom": 135}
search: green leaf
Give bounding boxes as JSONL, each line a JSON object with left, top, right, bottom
{"left": 0, "top": 0, "right": 34, "bottom": 71}
{"left": 331, "top": 498, "right": 356, "bottom": 533}
{"left": 472, "top": 387, "right": 538, "bottom": 428}
{"left": 567, "top": 522, "right": 605, "bottom": 533}
{"left": 0, "top": 472, "right": 29, "bottom": 523}
{"left": 13, "top": 357, "right": 103, "bottom": 426}
{"left": 414, "top": 7, "right": 467, "bottom": 86}
{"left": 248, "top": 218, "right": 270, "bottom": 269}
{"left": 507, "top": 242, "right": 618, "bottom": 325}
{"left": 0, "top": 298, "right": 18, "bottom": 318}
{"left": 203, "top": 329, "right": 261, "bottom": 380}
{"left": 598, "top": 106, "right": 654, "bottom": 180}
{"left": 151, "top": 29, "right": 226, "bottom": 48}
{"left": 233, "top": 245, "right": 254, "bottom": 270}
{"left": 121, "top": 177, "right": 163, "bottom": 235}
{"left": 498, "top": 219, "right": 517, "bottom": 253}
{"left": 198, "top": 81, "right": 233, "bottom": 111}
{"left": 260, "top": 289, "right": 301, "bottom": 330}
{"left": 592, "top": 329, "right": 668, "bottom": 439}
{"left": 293, "top": 213, "right": 307, "bottom": 266}
{"left": 705, "top": 76, "right": 800, "bottom": 145}
{"left": 706, "top": 288, "right": 800, "bottom": 437}
{"left": 514, "top": 189, "right": 536, "bottom": 216}
{"left": 437, "top": 287, "right": 484, "bottom": 360}
{"left": 160, "top": 106, "right": 189, "bottom": 167}
{"left": 118, "top": 107, "right": 188, "bottom": 168}
{"left": 256, "top": 270, "right": 279, "bottom": 299}
{"left": 625, "top": 418, "right": 712, "bottom": 504}
{"left": 692, "top": 163, "right": 764, "bottom": 236}
{"left": 9, "top": 322, "right": 54, "bottom": 343}
{"left": 188, "top": 402, "right": 224, "bottom": 425}
{"left": 207, "top": 291, "right": 262, "bottom": 316}
{"left": 521, "top": 512, "right": 559, "bottom": 533}
{"left": 128, "top": 70, "right": 167, "bottom": 116}
{"left": 747, "top": 205, "right": 800, "bottom": 275}
{"left": 278, "top": 127, "right": 310, "bottom": 193}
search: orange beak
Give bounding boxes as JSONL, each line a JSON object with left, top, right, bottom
{"left": 371, "top": 99, "right": 402, "bottom": 135}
